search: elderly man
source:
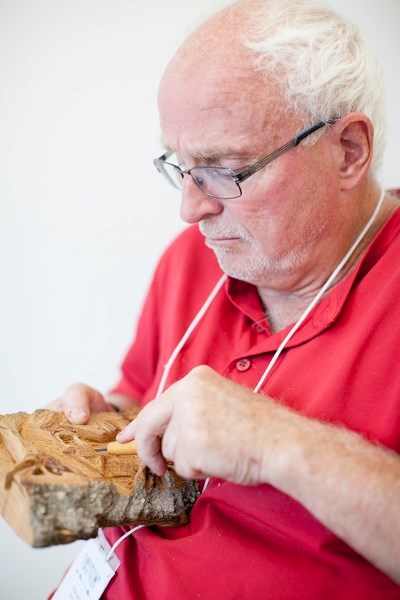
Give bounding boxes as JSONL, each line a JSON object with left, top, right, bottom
{"left": 51, "top": 0, "right": 400, "bottom": 597}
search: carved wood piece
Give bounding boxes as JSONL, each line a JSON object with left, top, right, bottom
{"left": 0, "top": 409, "right": 199, "bottom": 547}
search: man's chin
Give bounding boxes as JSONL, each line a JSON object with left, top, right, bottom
{"left": 210, "top": 249, "right": 295, "bottom": 287}
{"left": 212, "top": 252, "right": 260, "bottom": 284}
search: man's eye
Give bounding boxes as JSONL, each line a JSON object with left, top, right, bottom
{"left": 193, "top": 173, "right": 205, "bottom": 186}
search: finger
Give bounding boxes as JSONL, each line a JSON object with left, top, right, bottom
{"left": 174, "top": 457, "right": 207, "bottom": 480}
{"left": 62, "top": 384, "right": 107, "bottom": 424}
{"left": 116, "top": 419, "right": 137, "bottom": 442}
{"left": 127, "top": 397, "right": 174, "bottom": 475}
{"left": 118, "top": 418, "right": 167, "bottom": 475}
{"left": 166, "top": 432, "right": 208, "bottom": 480}
{"left": 46, "top": 395, "right": 89, "bottom": 424}
{"left": 142, "top": 438, "right": 168, "bottom": 476}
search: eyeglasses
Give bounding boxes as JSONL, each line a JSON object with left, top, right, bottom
{"left": 154, "top": 119, "right": 338, "bottom": 200}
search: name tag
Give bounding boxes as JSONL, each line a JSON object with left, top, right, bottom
{"left": 53, "top": 530, "right": 120, "bottom": 600}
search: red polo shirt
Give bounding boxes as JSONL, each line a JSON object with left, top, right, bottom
{"left": 104, "top": 207, "right": 400, "bottom": 599}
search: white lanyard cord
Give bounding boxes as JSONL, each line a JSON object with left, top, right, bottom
{"left": 105, "top": 524, "right": 145, "bottom": 562}
{"left": 155, "top": 273, "right": 228, "bottom": 397}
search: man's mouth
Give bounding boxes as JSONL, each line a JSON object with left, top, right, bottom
{"left": 207, "top": 236, "right": 238, "bottom": 241}
{"left": 199, "top": 223, "right": 247, "bottom": 247}
{"left": 205, "top": 236, "right": 241, "bottom": 244}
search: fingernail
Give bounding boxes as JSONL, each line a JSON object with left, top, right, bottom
{"left": 69, "top": 408, "right": 88, "bottom": 422}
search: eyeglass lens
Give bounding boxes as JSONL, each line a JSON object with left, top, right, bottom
{"left": 159, "top": 161, "right": 240, "bottom": 199}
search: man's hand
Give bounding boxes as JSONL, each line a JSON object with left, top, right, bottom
{"left": 116, "top": 365, "right": 277, "bottom": 484}
{"left": 47, "top": 383, "right": 114, "bottom": 424}
{"left": 116, "top": 364, "right": 400, "bottom": 583}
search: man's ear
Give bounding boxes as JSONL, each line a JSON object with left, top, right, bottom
{"left": 333, "top": 113, "right": 374, "bottom": 191}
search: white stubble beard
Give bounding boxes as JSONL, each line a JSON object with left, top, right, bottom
{"left": 198, "top": 220, "right": 306, "bottom": 285}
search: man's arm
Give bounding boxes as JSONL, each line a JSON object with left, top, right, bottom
{"left": 47, "top": 383, "right": 140, "bottom": 423}
{"left": 117, "top": 364, "right": 400, "bottom": 584}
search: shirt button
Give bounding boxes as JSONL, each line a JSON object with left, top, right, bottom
{"left": 252, "top": 323, "right": 264, "bottom": 333}
{"left": 236, "top": 358, "right": 252, "bottom": 372}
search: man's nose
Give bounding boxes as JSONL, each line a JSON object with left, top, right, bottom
{"left": 179, "top": 177, "right": 223, "bottom": 224}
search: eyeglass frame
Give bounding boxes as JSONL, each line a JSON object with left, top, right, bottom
{"left": 154, "top": 118, "right": 339, "bottom": 200}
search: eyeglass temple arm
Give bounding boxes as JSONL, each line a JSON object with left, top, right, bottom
{"left": 235, "top": 118, "right": 338, "bottom": 183}
{"left": 294, "top": 118, "right": 338, "bottom": 144}
{"left": 158, "top": 150, "right": 173, "bottom": 161}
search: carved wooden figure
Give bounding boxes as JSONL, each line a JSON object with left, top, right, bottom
{"left": 0, "top": 409, "right": 199, "bottom": 547}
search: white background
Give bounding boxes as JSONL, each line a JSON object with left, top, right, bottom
{"left": 0, "top": 1, "right": 398, "bottom": 598}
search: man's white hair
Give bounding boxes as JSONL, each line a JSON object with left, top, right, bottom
{"left": 242, "top": 0, "right": 386, "bottom": 175}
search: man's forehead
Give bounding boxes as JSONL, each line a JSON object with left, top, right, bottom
{"left": 159, "top": 95, "right": 289, "bottom": 160}
{"left": 160, "top": 61, "right": 264, "bottom": 107}
{"left": 159, "top": 73, "right": 282, "bottom": 147}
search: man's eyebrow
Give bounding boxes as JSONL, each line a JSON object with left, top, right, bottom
{"left": 159, "top": 141, "right": 247, "bottom": 162}
{"left": 190, "top": 148, "right": 228, "bottom": 161}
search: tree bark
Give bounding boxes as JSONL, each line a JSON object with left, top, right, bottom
{"left": 0, "top": 409, "right": 199, "bottom": 547}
